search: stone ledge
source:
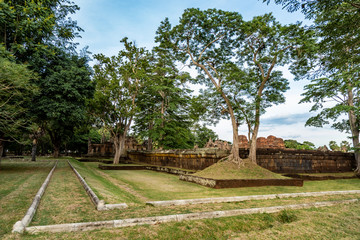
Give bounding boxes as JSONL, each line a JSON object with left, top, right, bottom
{"left": 98, "top": 164, "right": 147, "bottom": 170}
{"left": 68, "top": 161, "right": 128, "bottom": 211}
{"left": 179, "top": 174, "right": 303, "bottom": 189}
{"left": 98, "top": 164, "right": 196, "bottom": 175}
{"left": 146, "top": 190, "right": 360, "bottom": 206}
{"left": 283, "top": 174, "right": 359, "bottom": 181}
{"left": 25, "top": 199, "right": 359, "bottom": 234}
{"left": 12, "top": 161, "right": 58, "bottom": 234}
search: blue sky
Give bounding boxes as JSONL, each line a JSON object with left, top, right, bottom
{"left": 72, "top": 0, "right": 349, "bottom": 147}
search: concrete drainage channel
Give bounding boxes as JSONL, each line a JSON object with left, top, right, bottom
{"left": 67, "top": 161, "right": 128, "bottom": 211}
{"left": 25, "top": 199, "right": 359, "bottom": 233}
{"left": 12, "top": 160, "right": 58, "bottom": 234}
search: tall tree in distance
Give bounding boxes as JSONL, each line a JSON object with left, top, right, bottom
{"left": 168, "top": 8, "right": 244, "bottom": 163}
{"left": 31, "top": 47, "right": 94, "bottom": 157}
{"left": 134, "top": 18, "right": 194, "bottom": 150}
{"left": 233, "top": 13, "right": 313, "bottom": 163}
{"left": 168, "top": 9, "right": 313, "bottom": 164}
{"left": 92, "top": 38, "right": 149, "bottom": 164}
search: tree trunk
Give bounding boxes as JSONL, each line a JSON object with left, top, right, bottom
{"left": 147, "top": 121, "right": 154, "bottom": 151}
{"left": 249, "top": 126, "right": 259, "bottom": 163}
{"left": 53, "top": 145, "right": 60, "bottom": 158}
{"left": 0, "top": 139, "right": 3, "bottom": 164}
{"left": 347, "top": 85, "right": 360, "bottom": 175}
{"left": 249, "top": 97, "right": 262, "bottom": 163}
{"left": 113, "top": 133, "right": 126, "bottom": 164}
{"left": 229, "top": 112, "right": 240, "bottom": 162}
{"left": 31, "top": 138, "right": 37, "bottom": 161}
{"left": 48, "top": 130, "right": 61, "bottom": 158}
{"left": 88, "top": 137, "right": 91, "bottom": 155}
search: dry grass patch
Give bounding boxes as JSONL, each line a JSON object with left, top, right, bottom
{"left": 193, "top": 160, "right": 287, "bottom": 180}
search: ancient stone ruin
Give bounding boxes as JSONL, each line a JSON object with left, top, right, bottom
{"left": 202, "top": 135, "right": 285, "bottom": 150}
{"left": 87, "top": 136, "right": 146, "bottom": 157}
{"left": 203, "top": 138, "right": 232, "bottom": 151}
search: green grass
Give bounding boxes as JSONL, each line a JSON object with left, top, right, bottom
{"left": 70, "top": 160, "right": 146, "bottom": 204}
{"left": 0, "top": 160, "right": 54, "bottom": 238}
{"left": 2, "top": 158, "right": 360, "bottom": 239}
{"left": 93, "top": 165, "right": 360, "bottom": 201}
{"left": 9, "top": 202, "right": 360, "bottom": 240}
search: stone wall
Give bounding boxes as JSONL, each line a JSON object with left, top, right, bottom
{"left": 128, "top": 148, "right": 355, "bottom": 173}
{"left": 128, "top": 149, "right": 229, "bottom": 171}
{"left": 240, "top": 149, "right": 356, "bottom": 173}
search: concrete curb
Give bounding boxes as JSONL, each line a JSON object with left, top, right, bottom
{"left": 12, "top": 160, "right": 58, "bottom": 234}
{"left": 25, "top": 198, "right": 359, "bottom": 234}
{"left": 146, "top": 190, "right": 360, "bottom": 206}
{"left": 67, "top": 161, "right": 128, "bottom": 211}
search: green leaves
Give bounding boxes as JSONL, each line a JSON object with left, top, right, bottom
{"left": 92, "top": 39, "right": 150, "bottom": 136}
{"left": 0, "top": 57, "right": 37, "bottom": 140}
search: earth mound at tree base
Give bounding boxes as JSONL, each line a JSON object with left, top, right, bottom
{"left": 193, "top": 159, "right": 288, "bottom": 180}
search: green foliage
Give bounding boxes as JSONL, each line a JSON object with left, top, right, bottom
{"left": 0, "top": 57, "right": 37, "bottom": 141}
{"left": 133, "top": 19, "right": 195, "bottom": 150}
{"left": 277, "top": 209, "right": 297, "bottom": 223}
{"left": 66, "top": 128, "right": 101, "bottom": 154}
{"left": 329, "top": 140, "right": 341, "bottom": 151}
{"left": 0, "top": 0, "right": 82, "bottom": 62}
{"left": 167, "top": 9, "right": 314, "bottom": 158}
{"left": 329, "top": 140, "right": 351, "bottom": 152}
{"left": 192, "top": 124, "right": 218, "bottom": 148}
{"left": 92, "top": 38, "right": 150, "bottom": 159}
{"left": 267, "top": 0, "right": 360, "bottom": 171}
{"left": 284, "top": 139, "right": 316, "bottom": 150}
{"left": 31, "top": 48, "right": 94, "bottom": 153}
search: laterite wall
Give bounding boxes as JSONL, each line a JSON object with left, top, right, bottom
{"left": 127, "top": 149, "right": 228, "bottom": 171}
{"left": 240, "top": 149, "right": 356, "bottom": 173}
{"left": 128, "top": 148, "right": 356, "bottom": 173}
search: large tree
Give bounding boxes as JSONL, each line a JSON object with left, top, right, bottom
{"left": 168, "top": 8, "right": 244, "bottom": 162}
{"left": 168, "top": 9, "right": 312, "bottom": 163}
{"left": 0, "top": 57, "right": 37, "bottom": 159}
{"left": 31, "top": 47, "right": 94, "bottom": 157}
{"left": 1, "top": 0, "right": 87, "bottom": 159}
{"left": 233, "top": 13, "right": 313, "bottom": 162}
{"left": 265, "top": 0, "right": 360, "bottom": 174}
{"left": 134, "top": 18, "right": 194, "bottom": 150}
{"left": 92, "top": 38, "right": 149, "bottom": 164}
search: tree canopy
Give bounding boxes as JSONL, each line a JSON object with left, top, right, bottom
{"left": 92, "top": 38, "right": 150, "bottom": 163}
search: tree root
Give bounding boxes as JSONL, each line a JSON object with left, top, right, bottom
{"left": 355, "top": 167, "right": 360, "bottom": 178}
{"left": 220, "top": 154, "right": 244, "bottom": 167}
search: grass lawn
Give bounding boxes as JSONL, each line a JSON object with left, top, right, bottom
{"left": 1, "top": 158, "right": 360, "bottom": 239}
{"left": 76, "top": 161, "right": 360, "bottom": 201}
{"left": 0, "top": 159, "right": 54, "bottom": 238}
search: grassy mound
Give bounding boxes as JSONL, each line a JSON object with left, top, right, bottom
{"left": 193, "top": 159, "right": 288, "bottom": 180}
